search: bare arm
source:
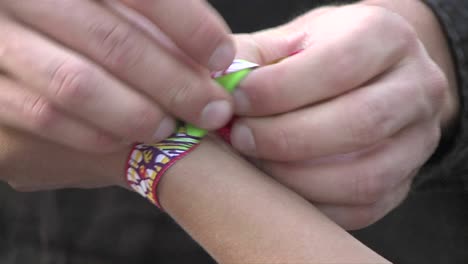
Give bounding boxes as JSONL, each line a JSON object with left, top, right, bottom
{"left": 156, "top": 136, "right": 389, "bottom": 263}
{"left": 0, "top": 127, "right": 388, "bottom": 263}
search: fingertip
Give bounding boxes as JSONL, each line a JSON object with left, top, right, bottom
{"left": 200, "top": 99, "right": 233, "bottom": 130}
{"left": 233, "top": 67, "right": 277, "bottom": 116}
{"left": 233, "top": 88, "right": 251, "bottom": 114}
{"left": 152, "top": 116, "right": 177, "bottom": 142}
{"left": 231, "top": 121, "right": 257, "bottom": 157}
{"left": 208, "top": 37, "right": 236, "bottom": 71}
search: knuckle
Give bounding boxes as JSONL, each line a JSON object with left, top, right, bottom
{"left": 165, "top": 77, "right": 199, "bottom": 111}
{"left": 345, "top": 206, "right": 380, "bottom": 230}
{"left": 125, "top": 105, "right": 160, "bottom": 140}
{"left": 89, "top": 22, "right": 142, "bottom": 70}
{"left": 185, "top": 16, "right": 222, "bottom": 58}
{"left": 352, "top": 6, "right": 390, "bottom": 37}
{"left": 358, "top": 6, "right": 418, "bottom": 53}
{"left": 396, "top": 23, "right": 419, "bottom": 52}
{"left": 353, "top": 165, "right": 387, "bottom": 205}
{"left": 22, "top": 95, "right": 58, "bottom": 130}
{"left": 49, "top": 60, "right": 95, "bottom": 106}
{"left": 347, "top": 97, "right": 391, "bottom": 148}
{"left": 424, "top": 65, "right": 449, "bottom": 108}
{"left": 408, "top": 61, "right": 448, "bottom": 120}
{"left": 390, "top": 13, "right": 419, "bottom": 50}
{"left": 265, "top": 125, "right": 301, "bottom": 159}
{"left": 426, "top": 124, "right": 442, "bottom": 155}
{"left": 380, "top": 15, "right": 417, "bottom": 53}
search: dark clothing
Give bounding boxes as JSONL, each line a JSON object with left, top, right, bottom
{"left": 424, "top": 0, "right": 468, "bottom": 192}
{"left": 2, "top": 1, "right": 468, "bottom": 263}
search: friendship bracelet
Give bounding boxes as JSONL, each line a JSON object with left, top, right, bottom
{"left": 125, "top": 60, "right": 259, "bottom": 209}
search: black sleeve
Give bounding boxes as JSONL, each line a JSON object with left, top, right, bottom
{"left": 208, "top": 0, "right": 356, "bottom": 33}
{"left": 417, "top": 0, "right": 468, "bottom": 191}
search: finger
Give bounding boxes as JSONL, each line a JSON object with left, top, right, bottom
{"left": 0, "top": 77, "right": 121, "bottom": 153}
{"left": 0, "top": 127, "right": 127, "bottom": 192}
{"left": 260, "top": 121, "right": 439, "bottom": 205}
{"left": 102, "top": 0, "right": 185, "bottom": 58}
{"left": 234, "top": 5, "right": 415, "bottom": 115}
{"left": 120, "top": 0, "right": 235, "bottom": 70}
{"left": 233, "top": 6, "right": 336, "bottom": 65}
{"left": 3, "top": 0, "right": 232, "bottom": 130}
{"left": 231, "top": 65, "right": 438, "bottom": 160}
{"left": 234, "top": 30, "right": 307, "bottom": 65}
{"left": 316, "top": 178, "right": 412, "bottom": 230}
{"left": 0, "top": 18, "right": 177, "bottom": 143}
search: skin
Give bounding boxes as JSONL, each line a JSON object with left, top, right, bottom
{"left": 0, "top": 0, "right": 235, "bottom": 153}
{"left": 159, "top": 137, "right": 389, "bottom": 263}
{"left": 0, "top": 0, "right": 458, "bottom": 230}
{"left": 0, "top": 0, "right": 459, "bottom": 259}
{"left": 231, "top": 0, "right": 458, "bottom": 229}
{"left": 0, "top": 128, "right": 389, "bottom": 263}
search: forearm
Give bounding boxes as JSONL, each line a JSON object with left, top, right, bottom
{"left": 0, "top": 129, "right": 388, "bottom": 263}
{"left": 141, "top": 137, "right": 388, "bottom": 263}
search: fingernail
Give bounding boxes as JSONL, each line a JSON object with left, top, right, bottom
{"left": 288, "top": 49, "right": 304, "bottom": 57}
{"left": 201, "top": 100, "right": 233, "bottom": 129}
{"left": 231, "top": 123, "right": 256, "bottom": 156}
{"left": 208, "top": 40, "right": 235, "bottom": 71}
{"left": 233, "top": 89, "right": 251, "bottom": 113}
{"left": 153, "top": 117, "right": 176, "bottom": 142}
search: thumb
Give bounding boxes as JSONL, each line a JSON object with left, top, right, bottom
{"left": 233, "top": 6, "right": 338, "bottom": 65}
{"left": 234, "top": 28, "right": 306, "bottom": 65}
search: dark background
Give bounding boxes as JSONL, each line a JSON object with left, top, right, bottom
{"left": 1, "top": 1, "right": 468, "bottom": 263}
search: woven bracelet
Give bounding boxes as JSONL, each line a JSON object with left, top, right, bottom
{"left": 125, "top": 60, "right": 258, "bottom": 209}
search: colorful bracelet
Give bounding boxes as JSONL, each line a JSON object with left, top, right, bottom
{"left": 125, "top": 60, "right": 258, "bottom": 209}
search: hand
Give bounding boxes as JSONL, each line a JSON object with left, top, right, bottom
{"left": 232, "top": 1, "right": 458, "bottom": 229}
{"left": 0, "top": 126, "right": 127, "bottom": 191}
{"left": 0, "top": 0, "right": 235, "bottom": 153}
